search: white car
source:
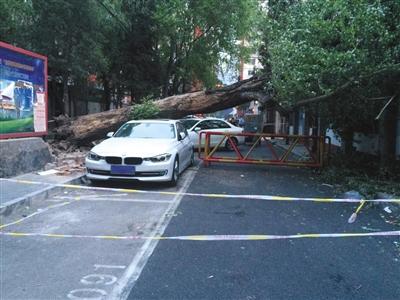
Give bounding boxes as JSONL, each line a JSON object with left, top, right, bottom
{"left": 85, "top": 120, "right": 194, "bottom": 185}
{"left": 180, "top": 118, "right": 244, "bottom": 149}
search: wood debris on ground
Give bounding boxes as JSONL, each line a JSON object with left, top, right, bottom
{"left": 44, "top": 139, "right": 94, "bottom": 175}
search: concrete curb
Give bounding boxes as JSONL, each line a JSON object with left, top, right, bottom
{"left": 0, "top": 173, "right": 85, "bottom": 217}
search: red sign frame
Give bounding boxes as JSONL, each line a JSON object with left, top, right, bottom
{"left": 0, "top": 41, "right": 48, "bottom": 139}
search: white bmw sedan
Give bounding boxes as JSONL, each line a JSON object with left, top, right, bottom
{"left": 180, "top": 118, "right": 245, "bottom": 149}
{"left": 85, "top": 120, "right": 194, "bottom": 185}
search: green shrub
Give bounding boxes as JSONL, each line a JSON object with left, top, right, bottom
{"left": 130, "top": 97, "right": 160, "bottom": 120}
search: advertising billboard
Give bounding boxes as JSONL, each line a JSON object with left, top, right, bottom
{"left": 0, "top": 41, "right": 48, "bottom": 139}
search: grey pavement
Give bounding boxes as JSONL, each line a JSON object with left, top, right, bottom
{"left": 128, "top": 163, "right": 400, "bottom": 300}
{"left": 271, "top": 138, "right": 314, "bottom": 158}
{"left": 0, "top": 171, "right": 84, "bottom": 207}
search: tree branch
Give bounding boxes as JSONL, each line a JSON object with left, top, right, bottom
{"left": 375, "top": 92, "right": 399, "bottom": 120}
{"left": 296, "top": 64, "right": 400, "bottom": 106}
{"left": 296, "top": 80, "right": 352, "bottom": 106}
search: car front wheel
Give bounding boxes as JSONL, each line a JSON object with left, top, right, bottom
{"left": 169, "top": 157, "right": 179, "bottom": 186}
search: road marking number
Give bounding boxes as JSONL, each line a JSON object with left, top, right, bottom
{"left": 67, "top": 289, "right": 107, "bottom": 300}
{"left": 67, "top": 264, "right": 126, "bottom": 299}
{"left": 81, "top": 274, "right": 118, "bottom": 286}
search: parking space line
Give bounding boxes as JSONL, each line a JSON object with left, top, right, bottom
{"left": 108, "top": 169, "right": 198, "bottom": 300}
{"left": 1, "top": 178, "right": 399, "bottom": 203}
{"left": 52, "top": 196, "right": 173, "bottom": 204}
{"left": 0, "top": 201, "right": 71, "bottom": 229}
{"left": 1, "top": 230, "right": 399, "bottom": 241}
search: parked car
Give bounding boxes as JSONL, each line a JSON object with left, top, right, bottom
{"left": 180, "top": 118, "right": 244, "bottom": 150}
{"left": 85, "top": 120, "right": 194, "bottom": 186}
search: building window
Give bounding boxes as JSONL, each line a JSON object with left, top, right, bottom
{"left": 248, "top": 69, "right": 254, "bottom": 76}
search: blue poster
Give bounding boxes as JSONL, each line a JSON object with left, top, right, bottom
{"left": 0, "top": 44, "right": 46, "bottom": 135}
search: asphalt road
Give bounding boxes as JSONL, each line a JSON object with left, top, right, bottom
{"left": 0, "top": 166, "right": 197, "bottom": 300}
{"left": 1, "top": 159, "right": 399, "bottom": 300}
{"left": 127, "top": 163, "right": 400, "bottom": 300}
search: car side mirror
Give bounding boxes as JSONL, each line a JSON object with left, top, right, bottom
{"left": 178, "top": 132, "right": 186, "bottom": 141}
{"left": 193, "top": 127, "right": 201, "bottom": 132}
{"left": 106, "top": 132, "right": 114, "bottom": 138}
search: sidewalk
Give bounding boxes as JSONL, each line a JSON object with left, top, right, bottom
{"left": 0, "top": 171, "right": 84, "bottom": 215}
{"left": 271, "top": 138, "right": 313, "bottom": 158}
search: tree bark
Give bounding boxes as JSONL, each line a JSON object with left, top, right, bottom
{"left": 156, "top": 77, "right": 268, "bottom": 118}
{"left": 54, "top": 77, "right": 268, "bottom": 145}
{"left": 102, "top": 76, "right": 111, "bottom": 111}
{"left": 341, "top": 129, "right": 354, "bottom": 157}
{"left": 62, "top": 78, "right": 69, "bottom": 116}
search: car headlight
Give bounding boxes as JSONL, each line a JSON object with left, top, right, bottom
{"left": 143, "top": 153, "right": 172, "bottom": 163}
{"left": 87, "top": 151, "right": 105, "bottom": 161}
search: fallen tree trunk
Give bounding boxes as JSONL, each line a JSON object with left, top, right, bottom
{"left": 54, "top": 76, "right": 268, "bottom": 144}
{"left": 157, "top": 76, "right": 268, "bottom": 117}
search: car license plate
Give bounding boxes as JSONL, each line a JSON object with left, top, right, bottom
{"left": 110, "top": 165, "right": 135, "bottom": 175}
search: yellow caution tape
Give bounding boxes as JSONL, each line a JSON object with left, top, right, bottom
{"left": 1, "top": 178, "right": 399, "bottom": 203}
{"left": 1, "top": 230, "right": 399, "bottom": 241}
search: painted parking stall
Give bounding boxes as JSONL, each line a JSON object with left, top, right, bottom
{"left": 0, "top": 168, "right": 197, "bottom": 300}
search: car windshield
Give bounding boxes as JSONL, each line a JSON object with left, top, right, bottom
{"left": 114, "top": 122, "right": 176, "bottom": 139}
{"left": 180, "top": 119, "right": 199, "bottom": 129}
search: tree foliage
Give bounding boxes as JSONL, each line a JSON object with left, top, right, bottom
{"left": 31, "top": 0, "right": 107, "bottom": 79}
{"left": 261, "top": 0, "right": 400, "bottom": 134}
{"left": 154, "top": 0, "right": 258, "bottom": 96}
{"left": 1, "top": 0, "right": 258, "bottom": 115}
{"left": 0, "top": 0, "right": 33, "bottom": 46}
{"left": 130, "top": 96, "right": 160, "bottom": 120}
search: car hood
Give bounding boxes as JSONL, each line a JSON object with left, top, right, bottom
{"left": 90, "top": 137, "right": 177, "bottom": 157}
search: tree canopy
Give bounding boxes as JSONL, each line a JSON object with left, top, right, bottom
{"left": 154, "top": 0, "right": 257, "bottom": 96}
{"left": 260, "top": 0, "right": 400, "bottom": 135}
{"left": 1, "top": 0, "right": 258, "bottom": 115}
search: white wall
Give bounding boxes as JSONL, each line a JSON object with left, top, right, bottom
{"left": 325, "top": 129, "right": 341, "bottom": 146}
{"left": 353, "top": 133, "right": 379, "bottom": 155}
{"left": 242, "top": 55, "right": 262, "bottom": 80}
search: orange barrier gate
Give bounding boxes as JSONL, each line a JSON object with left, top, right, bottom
{"left": 198, "top": 131, "right": 331, "bottom": 168}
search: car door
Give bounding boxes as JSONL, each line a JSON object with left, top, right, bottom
{"left": 207, "top": 120, "right": 232, "bottom": 146}
{"left": 176, "top": 122, "right": 192, "bottom": 168}
{"left": 189, "top": 120, "right": 212, "bottom": 147}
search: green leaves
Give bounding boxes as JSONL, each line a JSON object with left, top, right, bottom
{"left": 130, "top": 97, "right": 160, "bottom": 120}
{"left": 154, "top": 0, "right": 258, "bottom": 94}
{"left": 261, "top": 0, "right": 400, "bottom": 132}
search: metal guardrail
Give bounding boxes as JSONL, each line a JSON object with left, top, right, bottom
{"left": 198, "top": 131, "right": 331, "bottom": 168}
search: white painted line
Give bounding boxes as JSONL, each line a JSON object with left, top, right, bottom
{"left": 52, "top": 196, "right": 173, "bottom": 204}
{"left": 94, "top": 264, "right": 127, "bottom": 270}
{"left": 72, "top": 193, "right": 129, "bottom": 199}
{"left": 45, "top": 199, "right": 68, "bottom": 203}
{"left": 107, "top": 170, "right": 197, "bottom": 300}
